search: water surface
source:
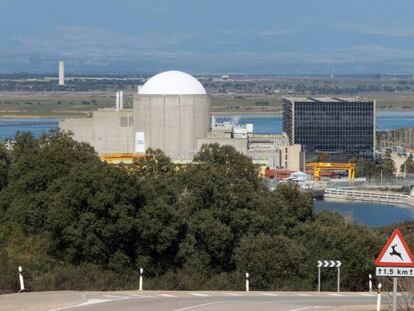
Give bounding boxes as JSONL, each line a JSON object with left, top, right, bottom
{"left": 314, "top": 201, "right": 414, "bottom": 227}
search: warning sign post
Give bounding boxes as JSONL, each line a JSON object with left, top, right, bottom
{"left": 375, "top": 228, "right": 414, "bottom": 311}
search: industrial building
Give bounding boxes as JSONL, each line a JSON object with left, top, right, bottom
{"left": 60, "top": 70, "right": 287, "bottom": 167}
{"left": 282, "top": 97, "right": 376, "bottom": 162}
{"left": 134, "top": 71, "right": 210, "bottom": 160}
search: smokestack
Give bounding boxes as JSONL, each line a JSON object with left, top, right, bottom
{"left": 58, "top": 61, "right": 65, "bottom": 86}
{"left": 119, "top": 90, "right": 124, "bottom": 110}
{"left": 116, "top": 92, "right": 120, "bottom": 111}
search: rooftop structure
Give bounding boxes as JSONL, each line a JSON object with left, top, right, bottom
{"left": 138, "top": 70, "right": 207, "bottom": 95}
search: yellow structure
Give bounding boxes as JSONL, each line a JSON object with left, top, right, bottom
{"left": 100, "top": 153, "right": 145, "bottom": 164}
{"left": 306, "top": 162, "right": 356, "bottom": 182}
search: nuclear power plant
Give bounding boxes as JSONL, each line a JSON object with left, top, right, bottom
{"left": 60, "top": 70, "right": 285, "bottom": 166}
{"left": 133, "top": 71, "right": 210, "bottom": 159}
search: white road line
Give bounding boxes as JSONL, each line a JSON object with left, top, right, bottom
{"left": 224, "top": 293, "right": 242, "bottom": 296}
{"left": 289, "top": 307, "right": 314, "bottom": 311}
{"left": 102, "top": 295, "right": 130, "bottom": 299}
{"left": 159, "top": 294, "right": 177, "bottom": 298}
{"left": 260, "top": 292, "right": 278, "bottom": 296}
{"left": 49, "top": 299, "right": 112, "bottom": 311}
{"left": 328, "top": 293, "right": 343, "bottom": 296}
{"left": 290, "top": 307, "right": 329, "bottom": 311}
{"left": 128, "top": 294, "right": 155, "bottom": 298}
{"left": 191, "top": 293, "right": 209, "bottom": 297}
{"left": 296, "top": 294, "right": 312, "bottom": 296}
{"left": 173, "top": 302, "right": 230, "bottom": 311}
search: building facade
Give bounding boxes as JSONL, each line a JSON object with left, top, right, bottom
{"left": 282, "top": 97, "right": 376, "bottom": 162}
{"left": 133, "top": 71, "right": 210, "bottom": 161}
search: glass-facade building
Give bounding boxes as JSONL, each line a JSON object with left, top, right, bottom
{"left": 282, "top": 97, "right": 376, "bottom": 162}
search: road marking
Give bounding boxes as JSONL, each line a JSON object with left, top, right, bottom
{"left": 224, "top": 293, "right": 242, "bottom": 296}
{"left": 102, "top": 295, "right": 130, "bottom": 299}
{"left": 290, "top": 307, "right": 328, "bottom": 311}
{"left": 296, "top": 294, "right": 312, "bottom": 296}
{"left": 173, "top": 302, "right": 230, "bottom": 311}
{"left": 328, "top": 293, "right": 343, "bottom": 296}
{"left": 191, "top": 293, "right": 209, "bottom": 297}
{"left": 129, "top": 294, "right": 155, "bottom": 298}
{"left": 159, "top": 294, "right": 177, "bottom": 298}
{"left": 49, "top": 299, "right": 112, "bottom": 311}
{"left": 260, "top": 292, "right": 278, "bottom": 296}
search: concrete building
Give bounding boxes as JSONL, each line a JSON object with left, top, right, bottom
{"left": 60, "top": 70, "right": 210, "bottom": 161}
{"left": 61, "top": 109, "right": 134, "bottom": 154}
{"left": 281, "top": 144, "right": 304, "bottom": 171}
{"left": 60, "top": 70, "right": 287, "bottom": 167}
{"left": 134, "top": 71, "right": 210, "bottom": 161}
{"left": 59, "top": 61, "right": 65, "bottom": 86}
{"left": 283, "top": 97, "right": 376, "bottom": 162}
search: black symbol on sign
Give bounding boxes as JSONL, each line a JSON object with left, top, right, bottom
{"left": 390, "top": 245, "right": 403, "bottom": 260}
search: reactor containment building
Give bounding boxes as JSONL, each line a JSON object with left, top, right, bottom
{"left": 61, "top": 70, "right": 210, "bottom": 161}
{"left": 134, "top": 70, "right": 210, "bottom": 160}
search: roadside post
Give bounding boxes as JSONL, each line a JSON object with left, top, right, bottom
{"left": 369, "top": 274, "right": 372, "bottom": 292}
{"left": 316, "top": 260, "right": 341, "bottom": 292}
{"left": 18, "top": 266, "right": 25, "bottom": 292}
{"left": 245, "top": 272, "right": 250, "bottom": 292}
{"left": 139, "top": 268, "right": 143, "bottom": 291}
{"left": 376, "top": 283, "right": 382, "bottom": 311}
{"left": 375, "top": 228, "right": 414, "bottom": 311}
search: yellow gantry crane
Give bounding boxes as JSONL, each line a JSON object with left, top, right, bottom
{"left": 100, "top": 153, "right": 146, "bottom": 164}
{"left": 306, "top": 162, "right": 356, "bottom": 182}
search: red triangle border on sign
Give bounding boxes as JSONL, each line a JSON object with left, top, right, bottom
{"left": 375, "top": 228, "right": 414, "bottom": 267}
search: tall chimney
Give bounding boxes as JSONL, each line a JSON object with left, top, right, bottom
{"left": 116, "top": 92, "right": 120, "bottom": 111}
{"left": 119, "top": 90, "right": 124, "bottom": 110}
{"left": 58, "top": 61, "right": 65, "bottom": 86}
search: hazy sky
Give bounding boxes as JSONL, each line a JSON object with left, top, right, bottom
{"left": 1, "top": 0, "right": 414, "bottom": 74}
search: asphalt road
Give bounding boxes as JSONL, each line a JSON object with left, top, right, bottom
{"left": 0, "top": 291, "right": 380, "bottom": 311}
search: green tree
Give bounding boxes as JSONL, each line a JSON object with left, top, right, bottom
{"left": 401, "top": 154, "right": 414, "bottom": 174}
{"left": 379, "top": 151, "right": 396, "bottom": 178}
{"left": 0, "top": 144, "right": 10, "bottom": 191}
{"left": 235, "top": 234, "right": 307, "bottom": 290}
{"left": 351, "top": 157, "right": 377, "bottom": 178}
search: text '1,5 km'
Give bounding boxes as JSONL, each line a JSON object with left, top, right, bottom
{"left": 376, "top": 267, "right": 414, "bottom": 277}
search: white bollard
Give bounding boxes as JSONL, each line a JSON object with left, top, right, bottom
{"left": 369, "top": 274, "right": 373, "bottom": 293}
{"left": 18, "top": 266, "right": 25, "bottom": 292}
{"left": 376, "top": 283, "right": 382, "bottom": 311}
{"left": 245, "top": 272, "right": 249, "bottom": 292}
{"left": 139, "top": 268, "right": 143, "bottom": 291}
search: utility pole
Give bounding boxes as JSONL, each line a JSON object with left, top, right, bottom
{"left": 392, "top": 278, "right": 397, "bottom": 311}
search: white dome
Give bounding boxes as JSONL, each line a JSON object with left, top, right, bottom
{"left": 139, "top": 70, "right": 207, "bottom": 95}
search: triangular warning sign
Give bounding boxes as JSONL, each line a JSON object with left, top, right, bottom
{"left": 375, "top": 228, "right": 414, "bottom": 267}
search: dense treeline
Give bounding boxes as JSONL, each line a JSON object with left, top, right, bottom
{"left": 0, "top": 132, "right": 411, "bottom": 293}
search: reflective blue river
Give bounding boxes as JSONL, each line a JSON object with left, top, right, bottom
{"left": 314, "top": 201, "right": 414, "bottom": 227}
{"left": 1, "top": 110, "right": 414, "bottom": 140}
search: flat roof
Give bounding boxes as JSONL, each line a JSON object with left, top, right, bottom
{"left": 284, "top": 96, "right": 373, "bottom": 103}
